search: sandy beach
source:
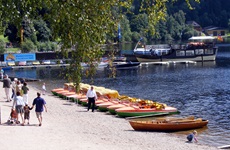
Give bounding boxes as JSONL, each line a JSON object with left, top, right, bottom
{"left": 0, "top": 82, "right": 219, "bottom": 150}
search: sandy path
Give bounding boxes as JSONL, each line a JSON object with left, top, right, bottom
{"left": 0, "top": 82, "right": 219, "bottom": 150}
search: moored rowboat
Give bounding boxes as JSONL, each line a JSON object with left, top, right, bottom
{"left": 107, "top": 103, "right": 131, "bottom": 115}
{"left": 116, "top": 106, "right": 179, "bottom": 118}
{"left": 97, "top": 101, "right": 120, "bottom": 112}
{"left": 129, "top": 117, "right": 208, "bottom": 132}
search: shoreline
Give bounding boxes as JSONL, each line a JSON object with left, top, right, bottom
{"left": 0, "top": 82, "right": 219, "bottom": 150}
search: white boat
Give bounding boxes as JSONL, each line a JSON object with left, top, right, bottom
{"left": 81, "top": 57, "right": 109, "bottom": 68}
{"left": 112, "top": 62, "right": 140, "bottom": 70}
{"left": 134, "top": 36, "right": 218, "bottom": 62}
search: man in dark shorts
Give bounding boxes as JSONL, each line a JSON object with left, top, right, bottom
{"left": 31, "top": 92, "right": 47, "bottom": 126}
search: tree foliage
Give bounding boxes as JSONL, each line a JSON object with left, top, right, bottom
{"left": 120, "top": 16, "right": 132, "bottom": 42}
{"left": 21, "top": 39, "right": 36, "bottom": 53}
{"left": 4, "top": 24, "right": 19, "bottom": 43}
{"left": 37, "top": 42, "right": 57, "bottom": 52}
{"left": 0, "top": 0, "right": 200, "bottom": 92}
{"left": 0, "top": 39, "right": 6, "bottom": 54}
{"left": 34, "top": 18, "right": 51, "bottom": 42}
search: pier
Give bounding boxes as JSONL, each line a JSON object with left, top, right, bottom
{"left": 140, "top": 60, "right": 196, "bottom": 66}
{"left": 2, "top": 64, "right": 70, "bottom": 70}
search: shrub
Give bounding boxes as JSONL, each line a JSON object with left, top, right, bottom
{"left": 131, "top": 32, "right": 141, "bottom": 42}
{"left": 21, "top": 39, "right": 36, "bottom": 53}
{"left": 37, "top": 42, "right": 57, "bottom": 52}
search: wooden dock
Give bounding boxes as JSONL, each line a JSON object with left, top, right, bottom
{"left": 140, "top": 62, "right": 170, "bottom": 66}
{"left": 140, "top": 60, "right": 196, "bottom": 66}
{"left": 4, "top": 64, "right": 70, "bottom": 70}
{"left": 168, "top": 60, "right": 197, "bottom": 64}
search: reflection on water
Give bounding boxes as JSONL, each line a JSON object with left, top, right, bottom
{"left": 4, "top": 49, "right": 230, "bottom": 148}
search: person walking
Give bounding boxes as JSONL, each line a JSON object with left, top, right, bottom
{"left": 24, "top": 104, "right": 32, "bottom": 125}
{"left": 22, "top": 82, "right": 29, "bottom": 104}
{"left": 11, "top": 78, "right": 17, "bottom": 99}
{"left": 42, "top": 83, "right": 46, "bottom": 95}
{"left": 3, "top": 74, "right": 11, "bottom": 102}
{"left": 16, "top": 80, "right": 22, "bottom": 95}
{"left": 12, "top": 91, "right": 25, "bottom": 125}
{"left": 86, "top": 86, "right": 97, "bottom": 112}
{"left": 0, "top": 67, "right": 4, "bottom": 80}
{"left": 31, "top": 92, "right": 47, "bottom": 126}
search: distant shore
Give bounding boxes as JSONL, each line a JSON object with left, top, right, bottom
{"left": 0, "top": 82, "right": 219, "bottom": 150}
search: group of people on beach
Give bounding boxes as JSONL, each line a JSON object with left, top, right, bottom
{"left": 2, "top": 74, "right": 47, "bottom": 126}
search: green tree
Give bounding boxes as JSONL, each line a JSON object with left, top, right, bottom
{"left": 4, "top": 24, "right": 19, "bottom": 43}
{"left": 0, "top": 0, "right": 200, "bottom": 91}
{"left": 120, "top": 16, "right": 132, "bottom": 42}
{"left": 0, "top": 39, "right": 6, "bottom": 54}
{"left": 131, "top": 31, "right": 141, "bottom": 42}
{"left": 34, "top": 18, "right": 51, "bottom": 42}
{"left": 156, "top": 20, "right": 168, "bottom": 40}
{"left": 182, "top": 25, "right": 199, "bottom": 39}
{"left": 21, "top": 39, "right": 36, "bottom": 53}
{"left": 0, "top": 20, "right": 3, "bottom": 34}
{"left": 22, "top": 17, "right": 36, "bottom": 41}
{"left": 130, "top": 13, "right": 148, "bottom": 33}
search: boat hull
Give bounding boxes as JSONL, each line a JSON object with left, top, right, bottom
{"left": 97, "top": 101, "right": 119, "bottom": 112}
{"left": 116, "top": 106, "right": 179, "bottom": 118}
{"left": 107, "top": 103, "right": 130, "bottom": 115}
{"left": 135, "top": 55, "right": 216, "bottom": 62}
{"left": 134, "top": 38, "right": 218, "bottom": 63}
{"left": 117, "top": 111, "right": 179, "bottom": 118}
{"left": 129, "top": 120, "right": 208, "bottom": 132}
{"left": 134, "top": 48, "right": 218, "bottom": 62}
{"left": 114, "top": 62, "right": 140, "bottom": 69}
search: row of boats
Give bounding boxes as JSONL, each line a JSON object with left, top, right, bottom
{"left": 51, "top": 83, "right": 208, "bottom": 132}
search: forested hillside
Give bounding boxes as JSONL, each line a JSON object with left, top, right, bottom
{"left": 167, "top": 0, "right": 230, "bottom": 28}
{"left": 120, "top": 0, "right": 230, "bottom": 42}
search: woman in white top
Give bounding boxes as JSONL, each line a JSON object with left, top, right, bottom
{"left": 13, "top": 91, "right": 25, "bottom": 125}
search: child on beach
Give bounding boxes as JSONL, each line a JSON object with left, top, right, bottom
{"left": 42, "top": 83, "right": 46, "bottom": 95}
{"left": 24, "top": 104, "right": 32, "bottom": 124}
{"left": 22, "top": 82, "right": 29, "bottom": 104}
{"left": 187, "top": 130, "right": 198, "bottom": 142}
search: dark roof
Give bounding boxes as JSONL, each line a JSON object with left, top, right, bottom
{"left": 186, "top": 21, "right": 201, "bottom": 27}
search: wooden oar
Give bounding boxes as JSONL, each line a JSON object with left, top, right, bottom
{"left": 169, "top": 120, "right": 197, "bottom": 123}
{"left": 168, "top": 118, "right": 202, "bottom": 123}
{"left": 155, "top": 116, "right": 195, "bottom": 122}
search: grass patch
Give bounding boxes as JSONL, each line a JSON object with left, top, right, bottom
{"left": 0, "top": 35, "right": 20, "bottom": 53}
{"left": 6, "top": 48, "right": 20, "bottom": 53}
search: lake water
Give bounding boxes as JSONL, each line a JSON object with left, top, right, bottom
{"left": 4, "top": 47, "right": 230, "bottom": 148}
